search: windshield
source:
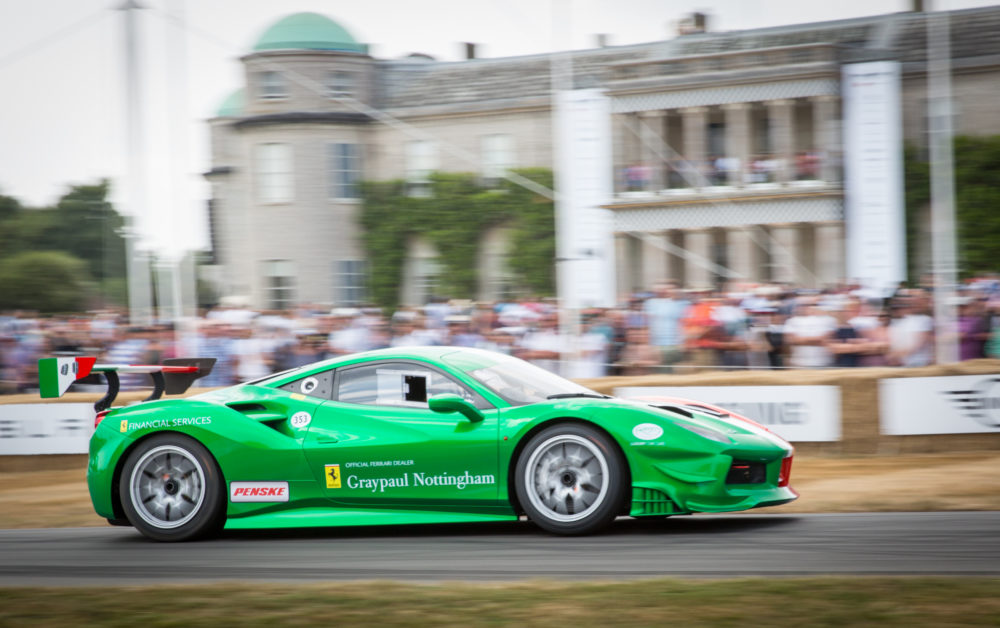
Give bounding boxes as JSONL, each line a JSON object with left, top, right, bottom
{"left": 463, "top": 353, "right": 598, "bottom": 405}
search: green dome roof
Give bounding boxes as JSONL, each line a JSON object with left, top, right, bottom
{"left": 253, "top": 12, "right": 366, "bottom": 53}
{"left": 215, "top": 88, "right": 244, "bottom": 117}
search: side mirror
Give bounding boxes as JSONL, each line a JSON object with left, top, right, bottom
{"left": 428, "top": 393, "right": 484, "bottom": 423}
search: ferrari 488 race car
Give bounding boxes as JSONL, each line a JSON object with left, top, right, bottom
{"left": 42, "top": 347, "right": 796, "bottom": 541}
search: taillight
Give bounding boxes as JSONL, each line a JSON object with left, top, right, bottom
{"left": 778, "top": 455, "right": 793, "bottom": 487}
{"left": 95, "top": 410, "right": 111, "bottom": 428}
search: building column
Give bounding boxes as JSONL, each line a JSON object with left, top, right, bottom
{"left": 798, "top": 225, "right": 818, "bottom": 288}
{"left": 614, "top": 233, "right": 631, "bottom": 300}
{"left": 667, "top": 230, "right": 686, "bottom": 284}
{"left": 612, "top": 113, "right": 629, "bottom": 194}
{"left": 684, "top": 229, "right": 713, "bottom": 289}
{"left": 638, "top": 110, "right": 665, "bottom": 191}
{"left": 766, "top": 99, "right": 795, "bottom": 184}
{"left": 726, "top": 227, "right": 759, "bottom": 284}
{"left": 681, "top": 106, "right": 708, "bottom": 187}
{"left": 640, "top": 231, "right": 668, "bottom": 290}
{"left": 723, "top": 102, "right": 750, "bottom": 186}
{"left": 812, "top": 95, "right": 839, "bottom": 183}
{"left": 769, "top": 225, "right": 800, "bottom": 285}
{"left": 814, "top": 222, "right": 845, "bottom": 287}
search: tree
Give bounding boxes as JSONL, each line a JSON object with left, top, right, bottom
{"left": 904, "top": 135, "right": 1000, "bottom": 280}
{"left": 0, "top": 251, "right": 93, "bottom": 312}
{"left": 0, "top": 180, "right": 128, "bottom": 309}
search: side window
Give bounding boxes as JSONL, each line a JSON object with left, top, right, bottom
{"left": 336, "top": 363, "right": 479, "bottom": 408}
{"left": 279, "top": 370, "right": 335, "bottom": 400}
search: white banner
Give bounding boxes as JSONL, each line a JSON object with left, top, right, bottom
{"left": 0, "top": 404, "right": 95, "bottom": 455}
{"left": 615, "top": 386, "right": 841, "bottom": 442}
{"left": 880, "top": 374, "right": 1000, "bottom": 435}
{"left": 842, "top": 61, "right": 906, "bottom": 294}
{"left": 553, "top": 89, "right": 616, "bottom": 309}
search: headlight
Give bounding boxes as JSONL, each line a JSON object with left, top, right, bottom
{"left": 676, "top": 421, "right": 732, "bottom": 444}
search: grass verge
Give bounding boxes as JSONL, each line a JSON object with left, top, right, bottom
{"left": 1, "top": 578, "right": 998, "bottom": 627}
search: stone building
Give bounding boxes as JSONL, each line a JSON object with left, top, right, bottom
{"left": 206, "top": 7, "right": 1000, "bottom": 308}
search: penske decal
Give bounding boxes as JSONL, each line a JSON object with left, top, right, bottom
{"left": 121, "top": 417, "right": 212, "bottom": 432}
{"left": 230, "top": 481, "right": 289, "bottom": 503}
{"left": 341, "top": 471, "right": 496, "bottom": 493}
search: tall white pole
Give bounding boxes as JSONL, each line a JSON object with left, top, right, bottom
{"left": 165, "top": 0, "right": 193, "bottom": 323}
{"left": 118, "top": 0, "right": 153, "bottom": 325}
{"left": 927, "top": 7, "right": 959, "bottom": 363}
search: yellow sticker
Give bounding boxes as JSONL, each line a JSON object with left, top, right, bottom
{"left": 120, "top": 420, "right": 128, "bottom": 433}
{"left": 325, "top": 464, "right": 341, "bottom": 489}
{"left": 290, "top": 393, "right": 306, "bottom": 401}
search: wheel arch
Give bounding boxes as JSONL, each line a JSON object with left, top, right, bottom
{"left": 110, "top": 430, "right": 226, "bottom": 522}
{"left": 506, "top": 417, "right": 632, "bottom": 516}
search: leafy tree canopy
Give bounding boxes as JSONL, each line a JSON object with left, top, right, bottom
{"left": 0, "top": 251, "right": 93, "bottom": 313}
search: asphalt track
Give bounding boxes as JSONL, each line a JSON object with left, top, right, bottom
{"left": 1, "top": 512, "right": 998, "bottom": 584}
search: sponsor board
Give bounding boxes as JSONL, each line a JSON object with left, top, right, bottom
{"left": 121, "top": 416, "right": 212, "bottom": 432}
{"left": 879, "top": 374, "right": 1000, "bottom": 435}
{"left": 616, "top": 386, "right": 841, "bottom": 442}
{"left": 0, "top": 403, "right": 95, "bottom": 455}
{"left": 230, "top": 481, "right": 289, "bottom": 502}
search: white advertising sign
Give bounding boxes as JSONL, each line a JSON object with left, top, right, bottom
{"left": 615, "top": 386, "right": 841, "bottom": 442}
{"left": 553, "top": 89, "right": 616, "bottom": 309}
{"left": 0, "top": 403, "right": 95, "bottom": 455}
{"left": 879, "top": 374, "right": 1000, "bottom": 435}
{"left": 842, "top": 61, "right": 906, "bottom": 294}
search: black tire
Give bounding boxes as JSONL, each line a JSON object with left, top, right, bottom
{"left": 514, "top": 423, "right": 626, "bottom": 535}
{"left": 118, "top": 433, "right": 225, "bottom": 542}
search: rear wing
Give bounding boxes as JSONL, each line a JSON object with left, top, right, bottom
{"left": 39, "top": 357, "right": 216, "bottom": 412}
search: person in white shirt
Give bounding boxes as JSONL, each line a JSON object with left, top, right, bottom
{"left": 783, "top": 299, "right": 837, "bottom": 368}
{"left": 888, "top": 295, "right": 934, "bottom": 367}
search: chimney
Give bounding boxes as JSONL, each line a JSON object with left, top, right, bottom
{"left": 911, "top": 0, "right": 926, "bottom": 11}
{"left": 594, "top": 33, "right": 609, "bottom": 48}
{"left": 464, "top": 42, "right": 477, "bottom": 60}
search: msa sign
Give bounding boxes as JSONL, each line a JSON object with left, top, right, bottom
{"left": 880, "top": 374, "right": 1000, "bottom": 435}
{"left": 614, "top": 386, "right": 841, "bottom": 442}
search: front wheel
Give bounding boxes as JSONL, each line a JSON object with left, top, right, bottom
{"left": 515, "top": 424, "right": 626, "bottom": 535}
{"left": 119, "top": 433, "right": 225, "bottom": 542}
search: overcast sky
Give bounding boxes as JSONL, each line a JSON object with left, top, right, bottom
{"left": 0, "top": 0, "right": 992, "bottom": 255}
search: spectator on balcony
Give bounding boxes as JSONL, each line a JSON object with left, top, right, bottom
{"left": 795, "top": 151, "right": 821, "bottom": 180}
{"left": 625, "top": 163, "right": 650, "bottom": 191}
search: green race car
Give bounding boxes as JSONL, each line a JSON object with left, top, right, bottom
{"left": 45, "top": 347, "right": 796, "bottom": 541}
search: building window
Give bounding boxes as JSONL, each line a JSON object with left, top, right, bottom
{"left": 327, "top": 71, "right": 355, "bottom": 98}
{"left": 336, "top": 260, "right": 368, "bottom": 305}
{"left": 328, "top": 143, "right": 361, "bottom": 199}
{"left": 257, "top": 71, "right": 286, "bottom": 99}
{"left": 405, "top": 140, "right": 437, "bottom": 197}
{"left": 481, "top": 133, "right": 515, "bottom": 185}
{"left": 264, "top": 260, "right": 295, "bottom": 310}
{"left": 255, "top": 143, "right": 294, "bottom": 203}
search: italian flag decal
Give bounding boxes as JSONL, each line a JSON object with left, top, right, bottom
{"left": 38, "top": 357, "right": 96, "bottom": 398}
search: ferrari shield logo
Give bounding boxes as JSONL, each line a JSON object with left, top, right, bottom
{"left": 325, "top": 464, "right": 341, "bottom": 489}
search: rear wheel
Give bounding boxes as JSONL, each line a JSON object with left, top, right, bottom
{"left": 515, "top": 424, "right": 626, "bottom": 535}
{"left": 119, "top": 433, "right": 225, "bottom": 542}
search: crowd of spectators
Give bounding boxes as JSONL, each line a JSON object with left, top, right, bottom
{"left": 2, "top": 276, "right": 1000, "bottom": 395}
{"left": 624, "top": 151, "right": 825, "bottom": 191}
